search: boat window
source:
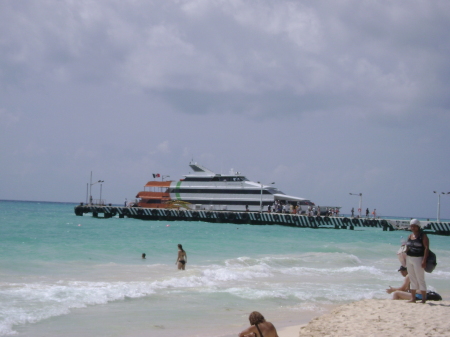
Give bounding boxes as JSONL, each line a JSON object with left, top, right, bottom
{"left": 183, "top": 177, "right": 213, "bottom": 182}
{"left": 268, "top": 187, "right": 284, "bottom": 194}
{"left": 146, "top": 200, "right": 162, "bottom": 204}
{"left": 208, "top": 176, "right": 247, "bottom": 182}
{"left": 190, "top": 165, "right": 205, "bottom": 172}
{"left": 170, "top": 188, "right": 273, "bottom": 194}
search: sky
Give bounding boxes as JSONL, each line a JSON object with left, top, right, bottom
{"left": 1, "top": 0, "right": 450, "bottom": 219}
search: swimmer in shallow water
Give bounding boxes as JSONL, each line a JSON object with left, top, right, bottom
{"left": 176, "top": 244, "right": 187, "bottom": 270}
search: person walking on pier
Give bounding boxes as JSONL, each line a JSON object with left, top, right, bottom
{"left": 351, "top": 207, "right": 354, "bottom": 217}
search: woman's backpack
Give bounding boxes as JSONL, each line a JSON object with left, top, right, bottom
{"left": 426, "top": 291, "right": 442, "bottom": 301}
{"left": 425, "top": 250, "right": 437, "bottom": 273}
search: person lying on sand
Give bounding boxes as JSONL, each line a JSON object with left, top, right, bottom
{"left": 238, "top": 311, "right": 279, "bottom": 337}
{"left": 386, "top": 265, "right": 412, "bottom": 300}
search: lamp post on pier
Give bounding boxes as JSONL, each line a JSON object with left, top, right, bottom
{"left": 89, "top": 171, "right": 104, "bottom": 205}
{"left": 349, "top": 193, "right": 362, "bottom": 217}
{"left": 99, "top": 181, "right": 105, "bottom": 205}
{"left": 433, "top": 191, "right": 450, "bottom": 222}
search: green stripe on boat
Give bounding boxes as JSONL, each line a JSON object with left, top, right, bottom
{"left": 176, "top": 181, "right": 182, "bottom": 200}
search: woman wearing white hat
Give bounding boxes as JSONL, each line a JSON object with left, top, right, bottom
{"left": 405, "top": 219, "right": 430, "bottom": 303}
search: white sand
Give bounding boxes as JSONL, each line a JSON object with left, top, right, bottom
{"left": 278, "top": 324, "right": 305, "bottom": 337}
{"left": 296, "top": 299, "right": 450, "bottom": 337}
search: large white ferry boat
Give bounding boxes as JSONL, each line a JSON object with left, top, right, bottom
{"left": 136, "top": 162, "right": 335, "bottom": 213}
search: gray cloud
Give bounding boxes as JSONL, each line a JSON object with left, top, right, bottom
{"left": 1, "top": 0, "right": 449, "bottom": 218}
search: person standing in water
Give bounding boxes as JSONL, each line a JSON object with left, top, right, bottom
{"left": 176, "top": 244, "right": 187, "bottom": 270}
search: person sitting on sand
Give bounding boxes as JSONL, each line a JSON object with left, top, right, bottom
{"left": 176, "top": 244, "right": 187, "bottom": 270}
{"left": 386, "top": 266, "right": 411, "bottom": 300}
{"left": 238, "top": 311, "right": 279, "bottom": 337}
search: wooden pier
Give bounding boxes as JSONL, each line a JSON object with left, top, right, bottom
{"left": 73, "top": 205, "right": 450, "bottom": 235}
{"left": 74, "top": 205, "right": 400, "bottom": 231}
{"left": 74, "top": 204, "right": 450, "bottom": 235}
{"left": 74, "top": 205, "right": 450, "bottom": 235}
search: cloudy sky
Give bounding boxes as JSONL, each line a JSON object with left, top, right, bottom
{"left": 1, "top": 0, "right": 449, "bottom": 219}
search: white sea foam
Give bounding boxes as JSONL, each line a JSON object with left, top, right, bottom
{"left": 2, "top": 250, "right": 444, "bottom": 335}
{"left": 0, "top": 261, "right": 280, "bottom": 334}
{"left": 0, "top": 280, "right": 159, "bottom": 335}
{"left": 429, "top": 270, "right": 450, "bottom": 278}
{"left": 0, "top": 256, "right": 390, "bottom": 335}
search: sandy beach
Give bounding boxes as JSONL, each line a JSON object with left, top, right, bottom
{"left": 278, "top": 324, "right": 305, "bottom": 337}
{"left": 281, "top": 299, "right": 450, "bottom": 337}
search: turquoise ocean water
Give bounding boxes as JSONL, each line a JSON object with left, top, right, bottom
{"left": 1, "top": 200, "right": 450, "bottom": 337}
